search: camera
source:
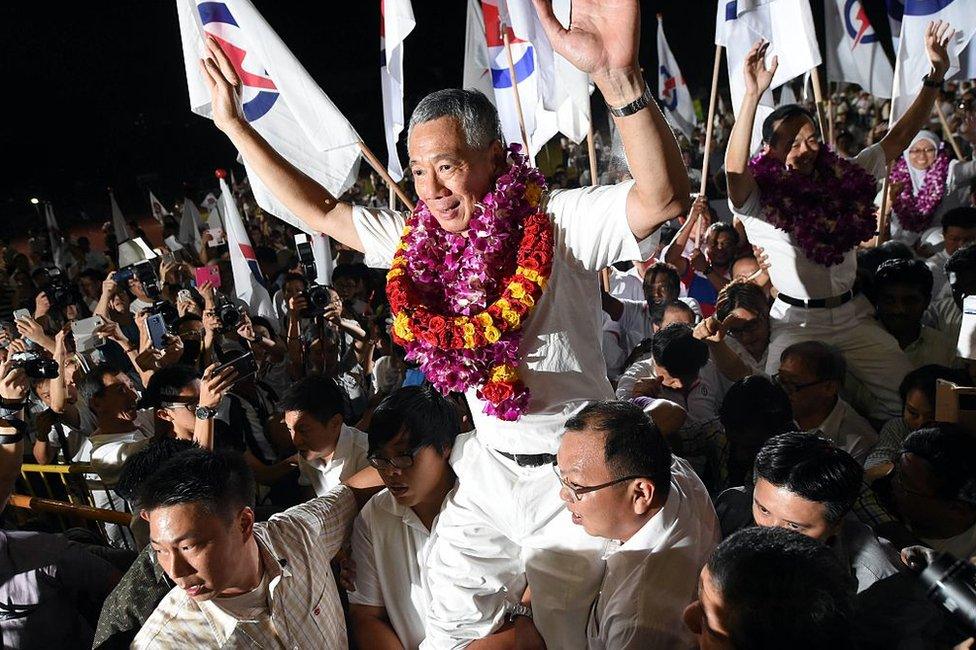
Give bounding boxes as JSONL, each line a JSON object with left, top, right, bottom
{"left": 214, "top": 294, "right": 245, "bottom": 332}
{"left": 294, "top": 235, "right": 333, "bottom": 319}
{"left": 9, "top": 351, "right": 58, "bottom": 380}
{"left": 908, "top": 547, "right": 976, "bottom": 633}
{"left": 115, "top": 260, "right": 160, "bottom": 300}
{"left": 40, "top": 267, "right": 79, "bottom": 306}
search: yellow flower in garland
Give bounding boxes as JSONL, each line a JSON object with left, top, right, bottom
{"left": 474, "top": 313, "right": 493, "bottom": 328}
{"left": 462, "top": 322, "right": 477, "bottom": 349}
{"left": 524, "top": 182, "right": 542, "bottom": 208}
{"left": 484, "top": 325, "right": 501, "bottom": 343}
{"left": 392, "top": 312, "right": 414, "bottom": 342}
{"left": 500, "top": 308, "right": 520, "bottom": 328}
{"left": 491, "top": 364, "right": 519, "bottom": 383}
{"left": 508, "top": 281, "right": 527, "bottom": 301}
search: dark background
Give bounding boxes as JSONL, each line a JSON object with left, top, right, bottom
{"left": 0, "top": 0, "right": 894, "bottom": 233}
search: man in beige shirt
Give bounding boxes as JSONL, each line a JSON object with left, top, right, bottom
{"left": 132, "top": 447, "right": 374, "bottom": 649}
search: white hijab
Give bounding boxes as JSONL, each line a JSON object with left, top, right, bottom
{"left": 903, "top": 130, "right": 941, "bottom": 193}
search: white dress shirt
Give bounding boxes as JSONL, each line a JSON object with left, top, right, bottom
{"left": 609, "top": 266, "right": 645, "bottom": 302}
{"left": 352, "top": 181, "right": 659, "bottom": 454}
{"left": 925, "top": 294, "right": 963, "bottom": 346}
{"left": 730, "top": 144, "right": 888, "bottom": 301}
{"left": 349, "top": 487, "right": 453, "bottom": 650}
{"left": 904, "top": 325, "right": 958, "bottom": 368}
{"left": 805, "top": 398, "right": 878, "bottom": 465}
{"left": 586, "top": 457, "right": 720, "bottom": 649}
{"left": 297, "top": 424, "right": 370, "bottom": 497}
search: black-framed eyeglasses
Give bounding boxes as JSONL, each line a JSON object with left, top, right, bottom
{"left": 367, "top": 448, "right": 419, "bottom": 471}
{"left": 772, "top": 373, "right": 826, "bottom": 395}
{"left": 551, "top": 462, "right": 641, "bottom": 503}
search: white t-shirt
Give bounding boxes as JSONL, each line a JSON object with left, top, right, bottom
{"left": 730, "top": 143, "right": 888, "bottom": 300}
{"left": 352, "top": 180, "right": 658, "bottom": 454}
{"left": 297, "top": 424, "right": 370, "bottom": 496}
{"left": 349, "top": 487, "right": 452, "bottom": 650}
{"left": 805, "top": 398, "right": 879, "bottom": 466}
{"left": 586, "top": 457, "right": 720, "bottom": 650}
{"left": 89, "top": 410, "right": 155, "bottom": 486}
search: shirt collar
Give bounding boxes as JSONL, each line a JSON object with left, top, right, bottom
{"left": 813, "top": 398, "right": 846, "bottom": 441}
{"left": 377, "top": 484, "right": 455, "bottom": 534}
{"left": 602, "top": 471, "right": 681, "bottom": 561}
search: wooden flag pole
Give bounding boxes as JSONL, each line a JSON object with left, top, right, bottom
{"left": 809, "top": 67, "right": 828, "bottom": 140}
{"left": 502, "top": 29, "right": 532, "bottom": 158}
{"left": 828, "top": 82, "right": 836, "bottom": 149}
{"left": 696, "top": 44, "right": 724, "bottom": 246}
{"left": 587, "top": 123, "right": 599, "bottom": 186}
{"left": 357, "top": 141, "right": 414, "bottom": 212}
{"left": 877, "top": 163, "right": 893, "bottom": 245}
{"left": 935, "top": 102, "right": 966, "bottom": 160}
{"left": 389, "top": 184, "right": 396, "bottom": 210}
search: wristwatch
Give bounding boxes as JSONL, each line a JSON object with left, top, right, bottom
{"left": 607, "top": 81, "right": 653, "bottom": 118}
{"left": 922, "top": 73, "right": 944, "bottom": 88}
{"left": 195, "top": 405, "right": 218, "bottom": 420}
{"left": 507, "top": 603, "right": 533, "bottom": 623}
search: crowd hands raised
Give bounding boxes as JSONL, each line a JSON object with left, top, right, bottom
{"left": 0, "top": 3, "right": 974, "bottom": 649}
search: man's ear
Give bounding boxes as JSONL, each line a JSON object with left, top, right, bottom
{"left": 157, "top": 409, "right": 174, "bottom": 423}
{"left": 140, "top": 509, "right": 151, "bottom": 522}
{"left": 238, "top": 506, "right": 256, "bottom": 541}
{"left": 632, "top": 478, "right": 657, "bottom": 515}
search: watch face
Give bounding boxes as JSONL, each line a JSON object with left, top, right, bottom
{"left": 195, "top": 406, "right": 213, "bottom": 419}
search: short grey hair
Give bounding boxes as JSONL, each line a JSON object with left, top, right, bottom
{"left": 408, "top": 89, "right": 505, "bottom": 151}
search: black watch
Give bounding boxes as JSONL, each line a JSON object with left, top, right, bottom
{"left": 195, "top": 405, "right": 218, "bottom": 420}
{"left": 922, "top": 73, "right": 944, "bottom": 88}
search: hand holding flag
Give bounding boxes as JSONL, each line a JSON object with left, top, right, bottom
{"left": 743, "top": 41, "right": 779, "bottom": 98}
{"left": 200, "top": 35, "right": 247, "bottom": 135}
{"left": 923, "top": 20, "right": 954, "bottom": 80}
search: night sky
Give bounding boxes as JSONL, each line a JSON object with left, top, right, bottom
{"left": 1, "top": 0, "right": 892, "bottom": 233}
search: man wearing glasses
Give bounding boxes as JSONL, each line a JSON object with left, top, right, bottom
{"left": 775, "top": 341, "right": 877, "bottom": 465}
{"left": 547, "top": 401, "right": 718, "bottom": 649}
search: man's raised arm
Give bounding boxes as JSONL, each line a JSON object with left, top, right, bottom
{"left": 725, "top": 41, "right": 777, "bottom": 209}
{"left": 533, "top": 0, "right": 690, "bottom": 240}
{"left": 200, "top": 36, "right": 364, "bottom": 252}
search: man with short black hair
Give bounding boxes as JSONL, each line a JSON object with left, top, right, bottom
{"left": 873, "top": 258, "right": 956, "bottom": 368}
{"left": 132, "top": 448, "right": 374, "bottom": 648}
{"left": 552, "top": 400, "right": 718, "bottom": 649}
{"left": 926, "top": 206, "right": 976, "bottom": 297}
{"left": 279, "top": 373, "right": 369, "bottom": 496}
{"left": 718, "top": 375, "right": 794, "bottom": 488}
{"left": 926, "top": 242, "right": 976, "bottom": 344}
{"left": 349, "top": 386, "right": 462, "bottom": 650}
{"left": 682, "top": 526, "right": 857, "bottom": 648}
{"left": 776, "top": 341, "right": 877, "bottom": 464}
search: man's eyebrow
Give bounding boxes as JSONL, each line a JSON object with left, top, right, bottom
{"left": 408, "top": 152, "right": 462, "bottom": 165}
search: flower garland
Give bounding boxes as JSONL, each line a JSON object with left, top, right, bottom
{"left": 386, "top": 145, "right": 554, "bottom": 421}
{"left": 889, "top": 148, "right": 951, "bottom": 233}
{"left": 749, "top": 148, "right": 878, "bottom": 266}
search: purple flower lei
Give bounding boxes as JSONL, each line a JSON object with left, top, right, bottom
{"left": 400, "top": 144, "right": 547, "bottom": 417}
{"left": 749, "top": 148, "right": 878, "bottom": 266}
{"left": 889, "top": 149, "right": 950, "bottom": 232}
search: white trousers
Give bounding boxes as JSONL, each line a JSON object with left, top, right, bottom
{"left": 764, "top": 296, "right": 913, "bottom": 421}
{"left": 421, "top": 434, "right": 608, "bottom": 650}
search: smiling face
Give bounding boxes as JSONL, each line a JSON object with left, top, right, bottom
{"left": 407, "top": 116, "right": 506, "bottom": 233}
{"left": 765, "top": 115, "right": 820, "bottom": 176}
{"left": 908, "top": 139, "right": 938, "bottom": 171}
{"left": 145, "top": 501, "right": 256, "bottom": 602}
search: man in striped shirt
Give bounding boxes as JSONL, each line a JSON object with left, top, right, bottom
{"left": 132, "top": 447, "right": 375, "bottom": 649}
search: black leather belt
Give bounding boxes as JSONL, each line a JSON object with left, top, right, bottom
{"left": 778, "top": 289, "right": 855, "bottom": 309}
{"left": 497, "top": 450, "right": 557, "bottom": 467}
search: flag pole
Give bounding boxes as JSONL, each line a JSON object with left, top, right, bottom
{"left": 587, "top": 123, "right": 599, "bottom": 186}
{"left": 827, "top": 82, "right": 836, "bottom": 148}
{"left": 389, "top": 184, "right": 396, "bottom": 210}
{"left": 935, "top": 102, "right": 965, "bottom": 160}
{"left": 809, "top": 67, "right": 828, "bottom": 140}
{"left": 502, "top": 28, "right": 532, "bottom": 159}
{"left": 877, "top": 163, "right": 892, "bottom": 245}
{"left": 697, "top": 44, "right": 724, "bottom": 245}
{"left": 357, "top": 141, "right": 415, "bottom": 212}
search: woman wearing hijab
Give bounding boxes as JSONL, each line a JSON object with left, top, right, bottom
{"left": 885, "top": 130, "right": 976, "bottom": 246}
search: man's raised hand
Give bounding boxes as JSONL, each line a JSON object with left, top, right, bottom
{"left": 532, "top": 0, "right": 639, "bottom": 80}
{"left": 925, "top": 20, "right": 953, "bottom": 79}
{"left": 200, "top": 35, "right": 245, "bottom": 134}
{"left": 743, "top": 40, "right": 778, "bottom": 97}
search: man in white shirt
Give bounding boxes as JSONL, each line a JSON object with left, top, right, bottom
{"left": 926, "top": 243, "right": 976, "bottom": 345}
{"left": 132, "top": 447, "right": 376, "bottom": 649}
{"left": 279, "top": 374, "right": 369, "bottom": 496}
{"left": 724, "top": 31, "right": 954, "bottom": 420}
{"left": 349, "top": 386, "right": 462, "bottom": 650}
{"left": 549, "top": 401, "right": 718, "bottom": 649}
{"left": 925, "top": 207, "right": 976, "bottom": 298}
{"left": 199, "top": 2, "right": 692, "bottom": 644}
{"left": 776, "top": 342, "right": 878, "bottom": 464}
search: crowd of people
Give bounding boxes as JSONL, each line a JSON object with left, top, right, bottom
{"left": 0, "top": 4, "right": 974, "bottom": 649}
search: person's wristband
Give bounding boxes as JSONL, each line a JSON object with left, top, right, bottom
{"left": 0, "top": 418, "right": 28, "bottom": 442}
{"left": 0, "top": 403, "right": 25, "bottom": 418}
{"left": 922, "top": 73, "right": 943, "bottom": 88}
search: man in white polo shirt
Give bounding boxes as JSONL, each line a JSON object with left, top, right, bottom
{"left": 200, "top": 2, "right": 690, "bottom": 644}
{"left": 725, "top": 30, "right": 954, "bottom": 420}
{"left": 348, "top": 386, "right": 462, "bottom": 650}
{"left": 279, "top": 374, "right": 369, "bottom": 497}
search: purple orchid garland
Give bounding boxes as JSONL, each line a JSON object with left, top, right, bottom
{"left": 889, "top": 149, "right": 950, "bottom": 233}
{"left": 749, "top": 148, "right": 878, "bottom": 267}
{"left": 399, "top": 144, "right": 547, "bottom": 418}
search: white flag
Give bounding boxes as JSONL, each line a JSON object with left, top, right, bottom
{"left": 177, "top": 0, "right": 362, "bottom": 235}
{"left": 180, "top": 197, "right": 204, "bottom": 251}
{"left": 109, "top": 190, "right": 132, "bottom": 243}
{"left": 221, "top": 177, "right": 277, "bottom": 327}
{"left": 779, "top": 78, "right": 797, "bottom": 104}
{"left": 826, "top": 0, "right": 894, "bottom": 97}
{"left": 716, "top": 0, "right": 822, "bottom": 153}
{"left": 891, "top": 0, "right": 976, "bottom": 123}
{"left": 657, "top": 15, "right": 697, "bottom": 139}
{"left": 45, "top": 203, "right": 67, "bottom": 270}
{"left": 149, "top": 191, "right": 172, "bottom": 225}
{"left": 380, "top": 0, "right": 415, "bottom": 182}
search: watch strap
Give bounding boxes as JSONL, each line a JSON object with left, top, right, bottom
{"left": 607, "top": 82, "right": 653, "bottom": 118}
{"left": 922, "top": 73, "right": 944, "bottom": 88}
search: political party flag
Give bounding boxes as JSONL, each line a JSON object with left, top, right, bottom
{"left": 886, "top": 0, "right": 904, "bottom": 51}
{"left": 891, "top": 0, "right": 976, "bottom": 122}
{"left": 826, "top": 0, "right": 894, "bottom": 97}
{"left": 380, "top": 0, "right": 415, "bottom": 182}
{"left": 109, "top": 190, "right": 132, "bottom": 243}
{"left": 221, "top": 176, "right": 277, "bottom": 326}
{"left": 149, "top": 191, "right": 171, "bottom": 225}
{"left": 177, "top": 0, "right": 362, "bottom": 235}
{"left": 657, "top": 15, "right": 697, "bottom": 138}
{"left": 779, "top": 78, "right": 797, "bottom": 104}
{"left": 716, "top": 0, "right": 822, "bottom": 152}
{"left": 179, "top": 197, "right": 204, "bottom": 251}
{"left": 44, "top": 203, "right": 67, "bottom": 270}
